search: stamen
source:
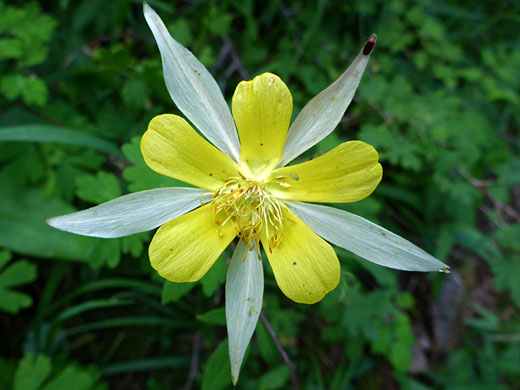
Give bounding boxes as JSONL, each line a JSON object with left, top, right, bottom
{"left": 212, "top": 176, "right": 287, "bottom": 248}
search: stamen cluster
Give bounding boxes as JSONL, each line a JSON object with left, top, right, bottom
{"left": 212, "top": 174, "right": 286, "bottom": 251}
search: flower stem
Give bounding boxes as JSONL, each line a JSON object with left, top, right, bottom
{"left": 260, "top": 312, "right": 300, "bottom": 390}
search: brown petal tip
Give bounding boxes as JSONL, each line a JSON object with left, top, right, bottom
{"left": 363, "top": 34, "right": 377, "bottom": 56}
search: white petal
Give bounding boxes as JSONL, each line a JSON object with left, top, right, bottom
{"left": 143, "top": 3, "right": 240, "bottom": 162}
{"left": 226, "top": 240, "right": 263, "bottom": 385}
{"left": 279, "top": 35, "right": 377, "bottom": 167}
{"left": 46, "top": 187, "right": 207, "bottom": 238}
{"left": 286, "top": 201, "right": 449, "bottom": 272}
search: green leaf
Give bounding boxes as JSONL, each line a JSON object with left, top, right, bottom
{"left": 0, "top": 256, "right": 37, "bottom": 314}
{"left": 75, "top": 171, "right": 121, "bottom": 204}
{"left": 0, "top": 74, "right": 48, "bottom": 106}
{"left": 201, "top": 255, "right": 227, "bottom": 297}
{"left": 494, "top": 224, "right": 520, "bottom": 251}
{"left": 197, "top": 307, "right": 226, "bottom": 326}
{"left": 168, "top": 19, "right": 193, "bottom": 46}
{"left": 258, "top": 365, "right": 290, "bottom": 390}
{"left": 14, "top": 354, "right": 51, "bottom": 390}
{"left": 201, "top": 340, "right": 232, "bottom": 390}
{"left": 13, "top": 353, "right": 107, "bottom": 390}
{"left": 161, "top": 280, "right": 195, "bottom": 304}
{"left": 43, "top": 365, "right": 101, "bottom": 390}
{"left": 0, "top": 177, "right": 120, "bottom": 266}
{"left": 122, "top": 136, "right": 184, "bottom": 192}
{"left": 121, "top": 78, "right": 150, "bottom": 108}
{"left": 0, "top": 38, "right": 23, "bottom": 60}
{"left": 255, "top": 321, "right": 280, "bottom": 364}
{"left": 100, "top": 356, "right": 188, "bottom": 376}
{"left": 54, "top": 298, "right": 134, "bottom": 322}
{"left": 0, "top": 125, "right": 124, "bottom": 158}
{"left": 388, "top": 342, "right": 412, "bottom": 372}
{"left": 491, "top": 255, "right": 520, "bottom": 308}
{"left": 0, "top": 251, "right": 10, "bottom": 269}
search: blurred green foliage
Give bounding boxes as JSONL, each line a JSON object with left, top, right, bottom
{"left": 1, "top": 0, "right": 519, "bottom": 389}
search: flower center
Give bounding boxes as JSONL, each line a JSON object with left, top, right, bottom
{"left": 212, "top": 174, "right": 289, "bottom": 250}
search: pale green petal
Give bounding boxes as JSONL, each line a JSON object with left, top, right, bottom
{"left": 226, "top": 241, "right": 263, "bottom": 385}
{"left": 46, "top": 187, "right": 206, "bottom": 238}
{"left": 279, "top": 35, "right": 377, "bottom": 167}
{"left": 143, "top": 3, "right": 240, "bottom": 161}
{"left": 287, "top": 201, "right": 449, "bottom": 272}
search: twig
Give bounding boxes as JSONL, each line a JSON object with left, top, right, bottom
{"left": 457, "top": 167, "right": 520, "bottom": 222}
{"left": 260, "top": 312, "right": 300, "bottom": 390}
{"left": 182, "top": 332, "right": 201, "bottom": 390}
{"left": 222, "top": 36, "right": 250, "bottom": 80}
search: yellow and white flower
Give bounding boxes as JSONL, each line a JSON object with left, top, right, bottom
{"left": 47, "top": 4, "right": 448, "bottom": 383}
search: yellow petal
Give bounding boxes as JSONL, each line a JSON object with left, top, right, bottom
{"left": 267, "top": 141, "right": 382, "bottom": 203}
{"left": 141, "top": 114, "right": 239, "bottom": 191}
{"left": 232, "top": 73, "right": 292, "bottom": 178}
{"left": 149, "top": 203, "right": 236, "bottom": 282}
{"left": 261, "top": 208, "right": 340, "bottom": 304}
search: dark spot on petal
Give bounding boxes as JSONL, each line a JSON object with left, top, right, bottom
{"left": 209, "top": 173, "right": 213, "bottom": 176}
{"left": 293, "top": 262, "right": 297, "bottom": 265}
{"left": 260, "top": 143, "right": 264, "bottom": 146}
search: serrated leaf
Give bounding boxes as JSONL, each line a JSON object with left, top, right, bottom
{"left": 0, "top": 38, "right": 23, "bottom": 60}
{"left": 389, "top": 342, "right": 412, "bottom": 372}
{"left": 491, "top": 255, "right": 520, "bottom": 308}
{"left": 494, "top": 224, "right": 520, "bottom": 251}
{"left": 14, "top": 354, "right": 51, "bottom": 390}
{"left": 13, "top": 353, "right": 106, "bottom": 390}
{"left": 0, "top": 259, "right": 37, "bottom": 288}
{"left": 0, "top": 258, "right": 37, "bottom": 314}
{"left": 0, "top": 289, "right": 33, "bottom": 314}
{"left": 0, "top": 74, "right": 48, "bottom": 106}
{"left": 122, "top": 136, "right": 184, "bottom": 192}
{"left": 75, "top": 171, "right": 121, "bottom": 204}
{"left": 44, "top": 365, "right": 101, "bottom": 390}
{"left": 0, "top": 250, "right": 11, "bottom": 270}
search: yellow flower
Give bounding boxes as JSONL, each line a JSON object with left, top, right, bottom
{"left": 140, "top": 71, "right": 383, "bottom": 304}
{"left": 47, "top": 4, "right": 449, "bottom": 382}
{"left": 47, "top": 5, "right": 448, "bottom": 306}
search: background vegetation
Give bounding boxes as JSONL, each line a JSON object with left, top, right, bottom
{"left": 1, "top": 0, "right": 519, "bottom": 389}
